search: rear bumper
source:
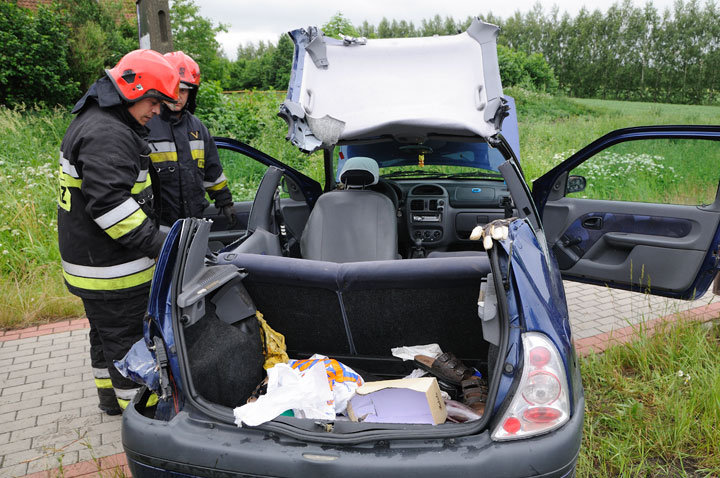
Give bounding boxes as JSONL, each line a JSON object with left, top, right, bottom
{"left": 123, "top": 394, "right": 584, "bottom": 478}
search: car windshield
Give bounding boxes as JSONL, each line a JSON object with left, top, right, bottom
{"left": 337, "top": 140, "right": 507, "bottom": 181}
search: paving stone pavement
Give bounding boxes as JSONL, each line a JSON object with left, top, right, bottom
{"left": 0, "top": 282, "right": 718, "bottom": 476}
{"left": 565, "top": 281, "right": 719, "bottom": 339}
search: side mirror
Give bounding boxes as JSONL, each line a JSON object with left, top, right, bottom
{"left": 566, "top": 175, "right": 586, "bottom": 194}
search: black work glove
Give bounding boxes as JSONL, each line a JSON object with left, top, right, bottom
{"left": 221, "top": 204, "right": 238, "bottom": 229}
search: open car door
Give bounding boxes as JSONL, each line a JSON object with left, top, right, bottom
{"left": 533, "top": 125, "right": 720, "bottom": 299}
{"left": 202, "top": 138, "right": 321, "bottom": 251}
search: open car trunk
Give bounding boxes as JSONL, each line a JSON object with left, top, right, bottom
{"left": 171, "top": 219, "right": 509, "bottom": 444}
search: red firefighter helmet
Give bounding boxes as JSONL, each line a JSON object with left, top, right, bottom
{"left": 164, "top": 51, "right": 201, "bottom": 88}
{"left": 106, "top": 49, "right": 180, "bottom": 103}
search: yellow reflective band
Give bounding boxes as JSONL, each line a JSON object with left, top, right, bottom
{"left": 58, "top": 171, "right": 75, "bottom": 212}
{"left": 149, "top": 151, "right": 178, "bottom": 163}
{"left": 146, "top": 393, "right": 159, "bottom": 407}
{"left": 117, "top": 398, "right": 130, "bottom": 410}
{"left": 191, "top": 149, "right": 205, "bottom": 168}
{"left": 63, "top": 264, "right": 155, "bottom": 291}
{"left": 105, "top": 208, "right": 148, "bottom": 239}
{"left": 59, "top": 170, "right": 82, "bottom": 188}
{"left": 131, "top": 176, "right": 152, "bottom": 195}
{"left": 94, "top": 378, "right": 113, "bottom": 389}
{"left": 206, "top": 180, "right": 227, "bottom": 192}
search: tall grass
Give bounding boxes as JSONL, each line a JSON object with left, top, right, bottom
{"left": 578, "top": 319, "right": 720, "bottom": 476}
{"left": 512, "top": 89, "right": 720, "bottom": 183}
{"left": 0, "top": 107, "right": 82, "bottom": 327}
{"left": 569, "top": 140, "right": 720, "bottom": 205}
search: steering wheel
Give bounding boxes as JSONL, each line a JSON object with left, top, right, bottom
{"left": 372, "top": 178, "right": 403, "bottom": 211}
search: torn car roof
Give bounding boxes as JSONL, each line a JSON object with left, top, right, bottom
{"left": 280, "top": 19, "right": 505, "bottom": 153}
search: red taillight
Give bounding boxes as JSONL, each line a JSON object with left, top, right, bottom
{"left": 502, "top": 417, "right": 521, "bottom": 434}
{"left": 529, "top": 346, "right": 551, "bottom": 367}
{"left": 523, "top": 407, "right": 562, "bottom": 423}
{"left": 339, "top": 151, "right": 345, "bottom": 159}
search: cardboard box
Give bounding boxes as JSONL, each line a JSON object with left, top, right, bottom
{"left": 346, "top": 377, "right": 447, "bottom": 425}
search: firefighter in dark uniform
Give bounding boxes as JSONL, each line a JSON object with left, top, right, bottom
{"left": 146, "top": 51, "right": 235, "bottom": 228}
{"left": 57, "top": 49, "right": 179, "bottom": 415}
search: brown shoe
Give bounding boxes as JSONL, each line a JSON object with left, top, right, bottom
{"left": 461, "top": 377, "right": 488, "bottom": 416}
{"left": 413, "top": 352, "right": 474, "bottom": 386}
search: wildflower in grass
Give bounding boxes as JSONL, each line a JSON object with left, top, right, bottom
{"left": 677, "top": 369, "right": 692, "bottom": 384}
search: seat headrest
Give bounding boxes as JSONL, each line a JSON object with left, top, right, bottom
{"left": 339, "top": 156, "right": 379, "bottom": 187}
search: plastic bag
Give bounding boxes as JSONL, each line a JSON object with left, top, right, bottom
{"left": 233, "top": 354, "right": 364, "bottom": 426}
{"left": 390, "top": 343, "right": 443, "bottom": 362}
{"left": 234, "top": 362, "right": 333, "bottom": 426}
{"left": 114, "top": 339, "right": 159, "bottom": 392}
{"left": 256, "top": 311, "right": 289, "bottom": 370}
{"left": 290, "top": 354, "right": 364, "bottom": 414}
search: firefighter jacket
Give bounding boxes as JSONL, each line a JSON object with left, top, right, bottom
{"left": 146, "top": 108, "right": 232, "bottom": 226}
{"left": 58, "top": 77, "right": 164, "bottom": 299}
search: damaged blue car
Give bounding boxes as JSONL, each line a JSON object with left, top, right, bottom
{"left": 119, "top": 19, "right": 720, "bottom": 478}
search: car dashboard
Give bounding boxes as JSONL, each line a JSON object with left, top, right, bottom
{"left": 391, "top": 179, "right": 514, "bottom": 257}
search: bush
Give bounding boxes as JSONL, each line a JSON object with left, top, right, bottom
{"left": 498, "top": 45, "right": 558, "bottom": 93}
{"left": 195, "top": 84, "right": 261, "bottom": 142}
{"left": 0, "top": 3, "right": 80, "bottom": 107}
{"left": 54, "top": 0, "right": 138, "bottom": 93}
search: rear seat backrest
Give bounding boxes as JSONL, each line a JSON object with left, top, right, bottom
{"left": 338, "top": 258, "right": 490, "bottom": 357}
{"left": 217, "top": 253, "right": 491, "bottom": 357}
{"left": 219, "top": 253, "right": 351, "bottom": 355}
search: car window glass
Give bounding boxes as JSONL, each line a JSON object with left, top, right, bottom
{"left": 567, "top": 138, "right": 720, "bottom": 205}
{"left": 336, "top": 141, "right": 506, "bottom": 181}
{"left": 218, "top": 147, "right": 269, "bottom": 201}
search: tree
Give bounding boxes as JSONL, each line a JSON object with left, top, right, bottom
{"left": 170, "top": 0, "right": 228, "bottom": 83}
{"left": 269, "top": 34, "right": 294, "bottom": 90}
{"left": 322, "top": 12, "right": 358, "bottom": 38}
{"left": 53, "top": 0, "right": 137, "bottom": 93}
{"left": 0, "top": 2, "right": 80, "bottom": 106}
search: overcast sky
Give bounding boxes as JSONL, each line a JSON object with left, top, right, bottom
{"left": 192, "top": 0, "right": 679, "bottom": 60}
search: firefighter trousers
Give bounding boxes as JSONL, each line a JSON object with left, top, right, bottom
{"left": 82, "top": 293, "right": 147, "bottom": 412}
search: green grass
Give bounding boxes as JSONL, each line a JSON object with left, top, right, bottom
{"left": 0, "top": 106, "right": 83, "bottom": 328}
{"left": 512, "top": 90, "right": 720, "bottom": 184}
{"left": 577, "top": 318, "right": 720, "bottom": 476}
{"left": 568, "top": 139, "right": 720, "bottom": 205}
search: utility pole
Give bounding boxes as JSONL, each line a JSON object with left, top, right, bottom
{"left": 136, "top": 0, "right": 173, "bottom": 53}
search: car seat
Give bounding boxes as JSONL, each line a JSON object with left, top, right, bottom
{"left": 300, "top": 157, "right": 398, "bottom": 262}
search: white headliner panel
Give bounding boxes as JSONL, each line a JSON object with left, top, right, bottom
{"left": 298, "top": 31, "right": 500, "bottom": 143}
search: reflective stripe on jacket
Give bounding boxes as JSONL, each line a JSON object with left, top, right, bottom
{"left": 146, "top": 109, "right": 232, "bottom": 226}
{"left": 58, "top": 102, "right": 163, "bottom": 299}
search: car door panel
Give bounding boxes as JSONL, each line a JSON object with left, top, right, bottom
{"left": 204, "top": 138, "right": 321, "bottom": 250}
{"left": 534, "top": 126, "right": 720, "bottom": 299}
{"left": 204, "top": 202, "right": 251, "bottom": 248}
{"left": 545, "top": 197, "right": 718, "bottom": 292}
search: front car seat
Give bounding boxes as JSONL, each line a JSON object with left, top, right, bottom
{"left": 300, "top": 157, "right": 398, "bottom": 262}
